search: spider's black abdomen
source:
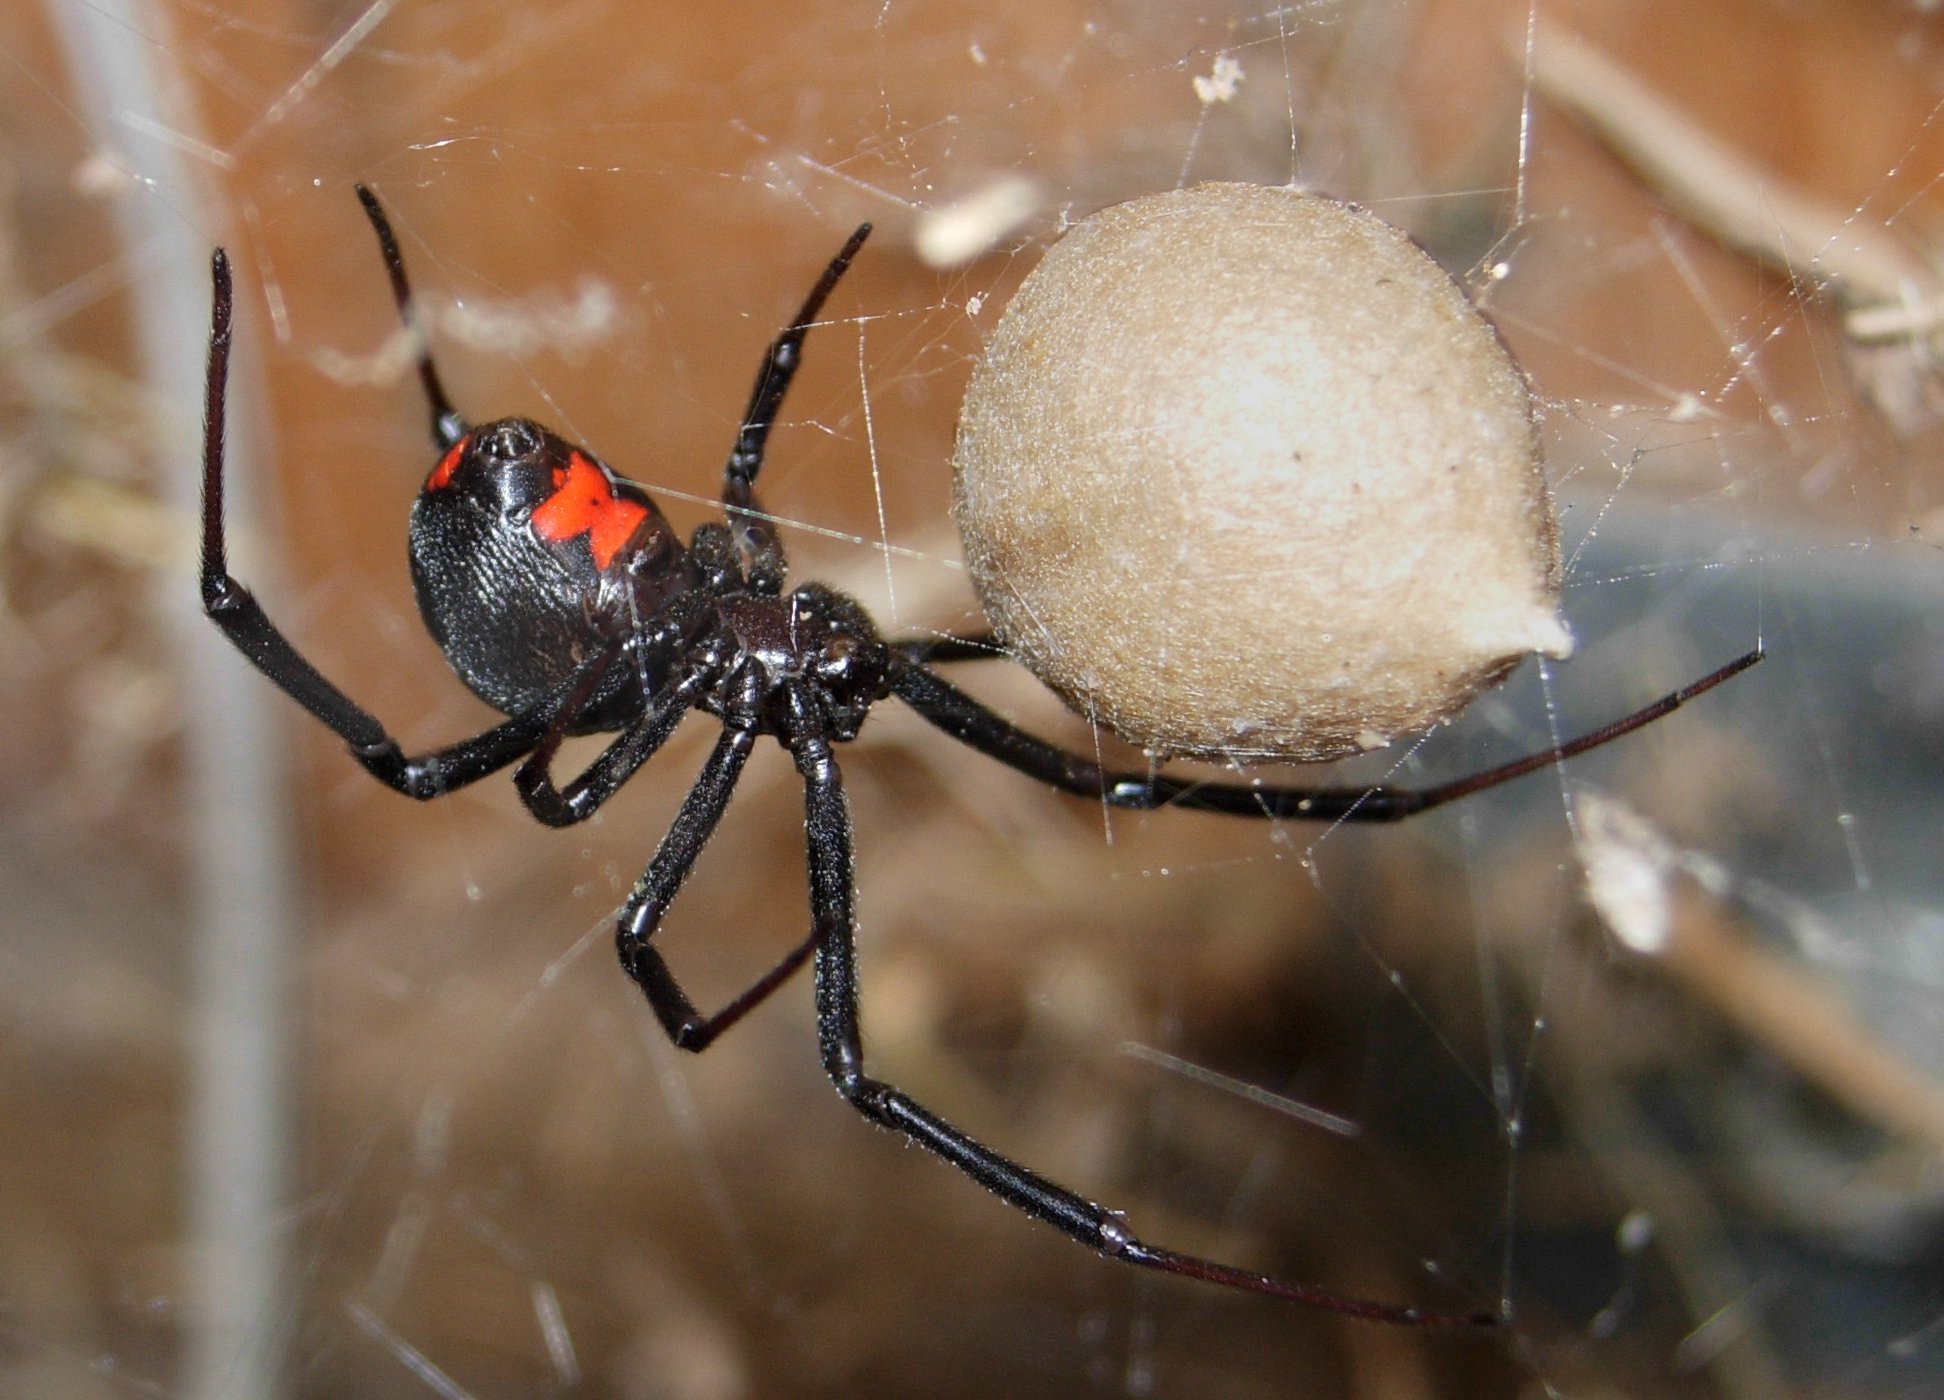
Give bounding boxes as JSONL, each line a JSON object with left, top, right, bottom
{"left": 407, "top": 417, "right": 687, "bottom": 728}
{"left": 407, "top": 487, "right": 631, "bottom": 725}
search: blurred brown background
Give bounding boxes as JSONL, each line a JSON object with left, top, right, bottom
{"left": 3, "top": 1, "right": 1942, "bottom": 1396}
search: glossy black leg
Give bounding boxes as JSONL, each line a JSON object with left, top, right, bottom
{"left": 514, "top": 664, "right": 708, "bottom": 828}
{"left": 611, "top": 727, "right": 822, "bottom": 1051}
{"left": 354, "top": 184, "right": 467, "bottom": 449}
{"left": 719, "top": 224, "right": 871, "bottom": 593}
{"left": 889, "top": 649, "right": 1760, "bottom": 822}
{"left": 201, "top": 249, "right": 580, "bottom": 799}
{"left": 889, "top": 632, "right": 1003, "bottom": 665}
{"left": 789, "top": 733, "right": 1492, "bottom": 1325}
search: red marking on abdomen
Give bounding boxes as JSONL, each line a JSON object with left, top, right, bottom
{"left": 531, "top": 451, "right": 649, "bottom": 569}
{"left": 426, "top": 435, "right": 469, "bottom": 491}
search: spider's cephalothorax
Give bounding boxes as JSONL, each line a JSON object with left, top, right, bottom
{"left": 199, "top": 185, "right": 1757, "bottom": 1327}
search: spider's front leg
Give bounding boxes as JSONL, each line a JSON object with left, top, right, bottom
{"left": 786, "top": 731, "right": 1493, "bottom": 1326}
{"left": 199, "top": 250, "right": 584, "bottom": 799}
{"left": 889, "top": 632, "right": 1002, "bottom": 665}
{"left": 888, "top": 648, "right": 1759, "bottom": 822}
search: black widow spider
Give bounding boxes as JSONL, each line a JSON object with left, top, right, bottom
{"left": 200, "top": 186, "right": 1757, "bottom": 1328}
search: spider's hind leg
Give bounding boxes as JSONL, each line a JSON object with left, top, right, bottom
{"left": 354, "top": 184, "right": 467, "bottom": 450}
{"left": 718, "top": 223, "right": 872, "bottom": 593}
{"left": 199, "top": 249, "right": 584, "bottom": 799}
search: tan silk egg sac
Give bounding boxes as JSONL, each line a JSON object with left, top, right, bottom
{"left": 951, "top": 182, "right": 1572, "bottom": 762}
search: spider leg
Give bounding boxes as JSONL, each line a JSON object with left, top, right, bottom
{"left": 354, "top": 184, "right": 467, "bottom": 450}
{"left": 200, "top": 250, "right": 588, "bottom": 798}
{"left": 889, "top": 632, "right": 1002, "bottom": 665}
{"left": 610, "top": 726, "right": 822, "bottom": 1050}
{"left": 786, "top": 731, "right": 1491, "bottom": 1326}
{"left": 514, "top": 667, "right": 707, "bottom": 828}
{"left": 888, "top": 648, "right": 1760, "bottom": 822}
{"left": 719, "top": 223, "right": 871, "bottom": 593}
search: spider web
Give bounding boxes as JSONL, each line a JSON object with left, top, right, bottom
{"left": 3, "top": 1, "right": 1942, "bottom": 1397}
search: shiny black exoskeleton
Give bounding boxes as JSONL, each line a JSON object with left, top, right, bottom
{"left": 407, "top": 417, "right": 674, "bottom": 729}
{"left": 197, "top": 186, "right": 1756, "bottom": 1326}
{"left": 405, "top": 411, "right": 887, "bottom": 743}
